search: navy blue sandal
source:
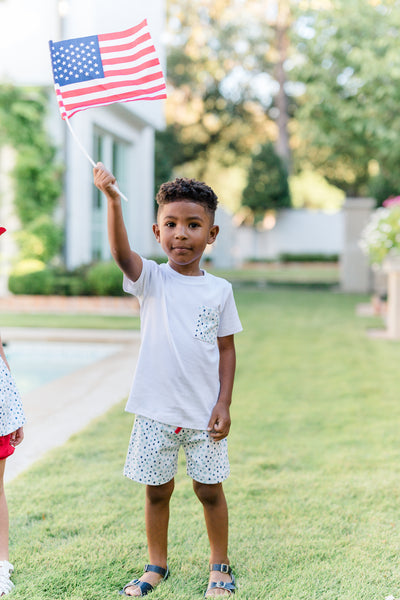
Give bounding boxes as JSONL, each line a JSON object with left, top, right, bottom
{"left": 119, "top": 564, "right": 169, "bottom": 597}
{"left": 205, "top": 563, "right": 236, "bottom": 597}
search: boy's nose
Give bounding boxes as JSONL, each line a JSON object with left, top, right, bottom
{"left": 175, "top": 227, "right": 188, "bottom": 238}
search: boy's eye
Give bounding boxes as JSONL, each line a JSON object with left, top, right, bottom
{"left": 189, "top": 222, "right": 200, "bottom": 228}
{"left": 165, "top": 222, "right": 175, "bottom": 227}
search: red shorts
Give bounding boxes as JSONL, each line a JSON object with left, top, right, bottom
{"left": 0, "top": 435, "right": 15, "bottom": 460}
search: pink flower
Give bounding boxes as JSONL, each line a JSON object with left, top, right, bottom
{"left": 383, "top": 196, "right": 400, "bottom": 207}
{"left": 0, "top": 227, "right": 6, "bottom": 236}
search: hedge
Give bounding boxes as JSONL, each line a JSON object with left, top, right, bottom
{"left": 8, "top": 261, "right": 125, "bottom": 297}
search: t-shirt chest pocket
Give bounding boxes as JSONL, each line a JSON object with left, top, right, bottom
{"left": 194, "top": 306, "right": 220, "bottom": 344}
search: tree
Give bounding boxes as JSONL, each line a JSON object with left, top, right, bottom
{"left": 0, "top": 85, "right": 63, "bottom": 263}
{"left": 242, "top": 143, "right": 291, "bottom": 219}
{"left": 293, "top": 0, "right": 400, "bottom": 197}
{"left": 157, "top": 0, "right": 301, "bottom": 207}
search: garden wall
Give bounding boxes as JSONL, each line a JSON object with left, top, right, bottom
{"left": 226, "top": 209, "right": 344, "bottom": 264}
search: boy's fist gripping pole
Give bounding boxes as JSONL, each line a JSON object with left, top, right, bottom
{"left": 93, "top": 162, "right": 128, "bottom": 202}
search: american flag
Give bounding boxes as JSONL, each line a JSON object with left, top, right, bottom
{"left": 49, "top": 19, "right": 167, "bottom": 119}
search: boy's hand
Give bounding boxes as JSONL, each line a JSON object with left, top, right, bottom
{"left": 10, "top": 426, "right": 24, "bottom": 447}
{"left": 207, "top": 402, "right": 231, "bottom": 441}
{"left": 93, "top": 162, "right": 120, "bottom": 200}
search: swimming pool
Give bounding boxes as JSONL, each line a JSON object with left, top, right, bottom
{"left": 4, "top": 340, "right": 123, "bottom": 394}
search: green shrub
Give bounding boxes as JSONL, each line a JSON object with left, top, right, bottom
{"left": 146, "top": 255, "right": 167, "bottom": 265}
{"left": 50, "top": 272, "right": 89, "bottom": 296}
{"left": 8, "top": 268, "right": 55, "bottom": 295}
{"left": 278, "top": 252, "right": 339, "bottom": 263}
{"left": 7, "top": 261, "right": 127, "bottom": 296}
{"left": 0, "top": 86, "right": 63, "bottom": 264}
{"left": 86, "top": 261, "right": 124, "bottom": 296}
{"left": 15, "top": 216, "right": 63, "bottom": 263}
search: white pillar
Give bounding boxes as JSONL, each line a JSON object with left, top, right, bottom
{"left": 340, "top": 197, "right": 375, "bottom": 293}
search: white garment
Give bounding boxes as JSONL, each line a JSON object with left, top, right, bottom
{"left": 123, "top": 259, "right": 243, "bottom": 430}
{"left": 0, "top": 354, "right": 26, "bottom": 437}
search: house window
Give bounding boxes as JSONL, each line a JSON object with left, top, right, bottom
{"left": 91, "top": 130, "right": 129, "bottom": 262}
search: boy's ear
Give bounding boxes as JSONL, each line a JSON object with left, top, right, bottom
{"left": 208, "top": 224, "right": 219, "bottom": 244}
{"left": 153, "top": 223, "right": 161, "bottom": 242}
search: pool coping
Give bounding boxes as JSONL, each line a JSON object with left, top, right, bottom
{"left": 3, "top": 328, "right": 141, "bottom": 483}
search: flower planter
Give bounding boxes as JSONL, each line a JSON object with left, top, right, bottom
{"left": 382, "top": 256, "right": 400, "bottom": 339}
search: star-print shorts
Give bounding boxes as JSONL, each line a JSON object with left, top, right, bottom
{"left": 124, "top": 415, "right": 230, "bottom": 486}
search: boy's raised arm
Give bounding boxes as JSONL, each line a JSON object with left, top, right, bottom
{"left": 93, "top": 162, "right": 143, "bottom": 282}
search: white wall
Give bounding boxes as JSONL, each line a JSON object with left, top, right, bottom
{"left": 229, "top": 209, "right": 344, "bottom": 263}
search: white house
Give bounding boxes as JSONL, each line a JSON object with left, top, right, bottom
{"left": 0, "top": 0, "right": 165, "bottom": 273}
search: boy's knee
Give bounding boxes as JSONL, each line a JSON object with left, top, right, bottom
{"left": 146, "top": 479, "right": 174, "bottom": 504}
{"left": 193, "top": 481, "right": 223, "bottom": 505}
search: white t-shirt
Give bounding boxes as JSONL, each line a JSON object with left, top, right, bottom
{"left": 123, "top": 259, "right": 243, "bottom": 430}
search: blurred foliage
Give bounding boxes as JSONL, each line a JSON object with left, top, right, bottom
{"left": 161, "top": 0, "right": 400, "bottom": 205}
{"left": 8, "top": 260, "right": 125, "bottom": 297}
{"left": 86, "top": 261, "right": 124, "bottom": 296}
{"left": 15, "top": 215, "right": 64, "bottom": 263}
{"left": 368, "top": 172, "right": 398, "bottom": 208}
{"left": 0, "top": 85, "right": 63, "bottom": 262}
{"left": 8, "top": 267, "right": 55, "bottom": 295}
{"left": 242, "top": 143, "right": 291, "bottom": 218}
{"left": 289, "top": 170, "right": 345, "bottom": 211}
{"left": 293, "top": 0, "right": 400, "bottom": 197}
{"left": 156, "top": 0, "right": 286, "bottom": 206}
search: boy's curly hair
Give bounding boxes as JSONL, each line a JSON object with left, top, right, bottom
{"left": 156, "top": 177, "right": 218, "bottom": 215}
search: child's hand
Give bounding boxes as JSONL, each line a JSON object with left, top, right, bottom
{"left": 93, "top": 162, "right": 120, "bottom": 200}
{"left": 207, "top": 403, "right": 231, "bottom": 441}
{"left": 10, "top": 426, "right": 24, "bottom": 447}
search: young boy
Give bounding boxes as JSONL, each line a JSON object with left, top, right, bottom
{"left": 94, "top": 164, "right": 242, "bottom": 598}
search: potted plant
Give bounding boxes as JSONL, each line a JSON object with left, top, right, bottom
{"left": 360, "top": 197, "right": 400, "bottom": 337}
{"left": 360, "top": 197, "right": 400, "bottom": 266}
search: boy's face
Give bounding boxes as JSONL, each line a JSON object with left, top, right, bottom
{"left": 153, "top": 200, "right": 219, "bottom": 275}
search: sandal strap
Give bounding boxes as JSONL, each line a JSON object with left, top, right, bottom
{"left": 144, "top": 564, "right": 169, "bottom": 579}
{"left": 208, "top": 579, "right": 236, "bottom": 592}
{"left": 121, "top": 578, "right": 153, "bottom": 596}
{"left": 206, "top": 565, "right": 236, "bottom": 597}
{"left": 209, "top": 563, "right": 232, "bottom": 575}
{"left": 119, "top": 564, "right": 169, "bottom": 596}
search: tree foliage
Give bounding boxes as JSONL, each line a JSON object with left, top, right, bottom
{"left": 293, "top": 0, "right": 400, "bottom": 198}
{"left": 157, "top": 0, "right": 287, "bottom": 192}
{"left": 0, "top": 85, "right": 63, "bottom": 262}
{"left": 242, "top": 142, "right": 291, "bottom": 218}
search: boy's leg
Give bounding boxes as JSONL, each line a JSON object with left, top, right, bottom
{"left": 193, "top": 481, "right": 233, "bottom": 596}
{"left": 123, "top": 478, "right": 174, "bottom": 597}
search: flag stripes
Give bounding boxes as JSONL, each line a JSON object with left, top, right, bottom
{"left": 49, "top": 19, "right": 166, "bottom": 119}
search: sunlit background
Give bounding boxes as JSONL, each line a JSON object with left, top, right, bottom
{"left": 1, "top": 0, "right": 399, "bottom": 296}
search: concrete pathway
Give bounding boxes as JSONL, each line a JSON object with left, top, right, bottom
{"left": 2, "top": 327, "right": 140, "bottom": 483}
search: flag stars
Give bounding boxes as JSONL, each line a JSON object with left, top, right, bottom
{"left": 50, "top": 34, "right": 104, "bottom": 85}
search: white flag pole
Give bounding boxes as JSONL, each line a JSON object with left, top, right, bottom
{"left": 64, "top": 117, "right": 128, "bottom": 202}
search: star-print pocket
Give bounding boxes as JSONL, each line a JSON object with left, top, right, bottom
{"left": 194, "top": 306, "right": 219, "bottom": 344}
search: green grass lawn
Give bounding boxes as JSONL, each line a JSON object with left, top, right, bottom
{"left": 6, "top": 287, "right": 400, "bottom": 599}
{"left": 1, "top": 313, "right": 140, "bottom": 330}
{"left": 211, "top": 263, "right": 339, "bottom": 286}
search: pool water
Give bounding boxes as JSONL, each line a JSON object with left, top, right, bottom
{"left": 5, "top": 340, "right": 122, "bottom": 394}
